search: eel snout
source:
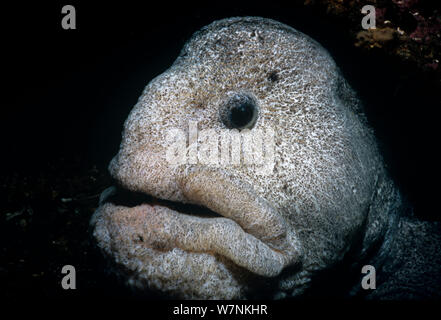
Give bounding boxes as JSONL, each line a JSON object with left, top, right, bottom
{"left": 94, "top": 160, "right": 302, "bottom": 278}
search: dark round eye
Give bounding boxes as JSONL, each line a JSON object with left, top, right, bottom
{"left": 230, "top": 102, "right": 255, "bottom": 128}
{"left": 220, "top": 93, "right": 259, "bottom": 130}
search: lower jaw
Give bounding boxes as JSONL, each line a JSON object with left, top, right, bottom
{"left": 91, "top": 203, "right": 257, "bottom": 299}
{"left": 90, "top": 198, "right": 300, "bottom": 298}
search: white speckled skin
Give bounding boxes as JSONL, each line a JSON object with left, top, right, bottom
{"left": 91, "top": 17, "right": 402, "bottom": 299}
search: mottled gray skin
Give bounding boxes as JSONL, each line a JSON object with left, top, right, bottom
{"left": 90, "top": 17, "right": 441, "bottom": 299}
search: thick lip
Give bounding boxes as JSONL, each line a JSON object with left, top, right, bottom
{"left": 96, "top": 172, "right": 301, "bottom": 278}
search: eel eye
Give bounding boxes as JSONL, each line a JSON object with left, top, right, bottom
{"left": 220, "top": 93, "right": 259, "bottom": 130}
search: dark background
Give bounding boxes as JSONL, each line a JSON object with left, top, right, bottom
{"left": 1, "top": 1, "right": 440, "bottom": 301}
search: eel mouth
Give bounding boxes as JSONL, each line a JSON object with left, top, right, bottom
{"left": 95, "top": 170, "right": 301, "bottom": 278}
{"left": 103, "top": 186, "right": 224, "bottom": 219}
